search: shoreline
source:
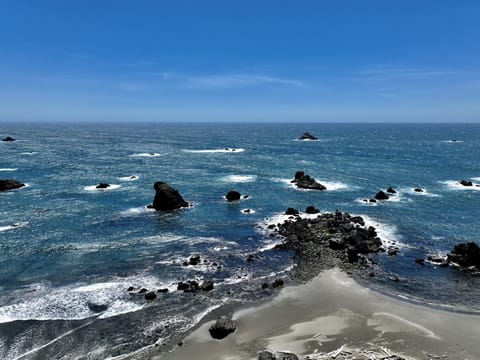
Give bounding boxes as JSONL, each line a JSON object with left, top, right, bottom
{"left": 144, "top": 268, "right": 480, "bottom": 360}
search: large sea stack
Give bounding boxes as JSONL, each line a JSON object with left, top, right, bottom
{"left": 151, "top": 181, "right": 189, "bottom": 211}
{"left": 0, "top": 179, "right": 25, "bottom": 191}
{"left": 291, "top": 171, "right": 326, "bottom": 190}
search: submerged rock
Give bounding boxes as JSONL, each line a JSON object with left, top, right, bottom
{"left": 298, "top": 132, "right": 318, "bottom": 141}
{"left": 0, "top": 179, "right": 25, "bottom": 191}
{"left": 291, "top": 171, "right": 326, "bottom": 191}
{"left": 209, "top": 316, "right": 237, "bottom": 339}
{"left": 151, "top": 181, "right": 189, "bottom": 211}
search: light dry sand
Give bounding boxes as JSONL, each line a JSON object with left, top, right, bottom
{"left": 151, "top": 269, "right": 480, "bottom": 360}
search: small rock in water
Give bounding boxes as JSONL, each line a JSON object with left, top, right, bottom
{"left": 127, "top": 286, "right": 135, "bottom": 292}
{"left": 415, "top": 258, "right": 425, "bottom": 265}
{"left": 0, "top": 179, "right": 26, "bottom": 191}
{"left": 226, "top": 190, "right": 241, "bottom": 201}
{"left": 2, "top": 136, "right": 16, "bottom": 141}
{"left": 157, "top": 288, "right": 169, "bottom": 293}
{"left": 144, "top": 291, "right": 157, "bottom": 300}
{"left": 201, "top": 280, "right": 214, "bottom": 291}
{"left": 87, "top": 302, "right": 108, "bottom": 313}
{"left": 305, "top": 205, "right": 320, "bottom": 214}
{"left": 386, "top": 187, "right": 396, "bottom": 194}
{"left": 460, "top": 180, "right": 473, "bottom": 187}
{"left": 151, "top": 181, "right": 189, "bottom": 211}
{"left": 374, "top": 191, "right": 389, "bottom": 200}
{"left": 96, "top": 183, "right": 110, "bottom": 189}
{"left": 272, "top": 279, "right": 284, "bottom": 288}
{"left": 189, "top": 255, "right": 201, "bottom": 265}
{"left": 285, "top": 207, "right": 299, "bottom": 215}
{"left": 298, "top": 132, "right": 318, "bottom": 141}
{"left": 414, "top": 188, "right": 424, "bottom": 192}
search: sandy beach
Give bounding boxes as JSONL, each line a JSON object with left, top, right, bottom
{"left": 148, "top": 269, "right": 480, "bottom": 360}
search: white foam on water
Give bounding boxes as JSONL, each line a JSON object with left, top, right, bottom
{"left": 120, "top": 206, "right": 155, "bottom": 216}
{"left": 471, "top": 177, "right": 480, "bottom": 181}
{"left": 360, "top": 214, "right": 408, "bottom": 249}
{"left": 0, "top": 168, "right": 18, "bottom": 171}
{"left": 129, "top": 153, "right": 161, "bottom": 157}
{"left": 0, "top": 274, "right": 174, "bottom": 323}
{"left": 440, "top": 180, "right": 480, "bottom": 191}
{"left": 220, "top": 175, "right": 257, "bottom": 183}
{"left": 21, "top": 151, "right": 38, "bottom": 155}
{"left": 84, "top": 184, "right": 122, "bottom": 191}
{"left": 182, "top": 148, "right": 245, "bottom": 153}
{"left": 118, "top": 175, "right": 139, "bottom": 181}
{"left": 0, "top": 222, "right": 28, "bottom": 232}
{"left": 401, "top": 187, "right": 440, "bottom": 197}
{"left": 355, "top": 198, "right": 378, "bottom": 206}
{"left": 442, "top": 140, "right": 464, "bottom": 143}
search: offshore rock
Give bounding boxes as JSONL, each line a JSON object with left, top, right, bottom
{"left": 460, "top": 180, "right": 473, "bottom": 187}
{"left": 209, "top": 316, "right": 237, "bottom": 339}
{"left": 298, "top": 132, "right": 318, "bottom": 141}
{"left": 151, "top": 181, "right": 189, "bottom": 211}
{"left": 96, "top": 183, "right": 110, "bottom": 189}
{"left": 226, "top": 190, "right": 241, "bottom": 201}
{"left": 374, "top": 191, "right": 389, "bottom": 200}
{"left": 2, "top": 136, "right": 16, "bottom": 141}
{"left": 447, "top": 242, "right": 480, "bottom": 269}
{"left": 0, "top": 179, "right": 25, "bottom": 191}
{"left": 290, "top": 171, "right": 326, "bottom": 191}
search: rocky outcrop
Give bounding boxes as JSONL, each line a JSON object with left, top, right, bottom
{"left": 298, "top": 132, "right": 318, "bottom": 141}
{"left": 268, "top": 210, "right": 387, "bottom": 280}
{"left": 226, "top": 190, "right": 241, "bottom": 201}
{"left": 0, "top": 179, "right": 25, "bottom": 191}
{"left": 151, "top": 182, "right": 189, "bottom": 211}
{"left": 209, "top": 316, "right": 237, "bottom": 339}
{"left": 2, "top": 136, "right": 16, "bottom": 142}
{"left": 447, "top": 242, "right": 480, "bottom": 269}
{"left": 291, "top": 171, "right": 326, "bottom": 191}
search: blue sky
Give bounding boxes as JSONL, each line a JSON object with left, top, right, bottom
{"left": 1, "top": 0, "right": 479, "bottom": 122}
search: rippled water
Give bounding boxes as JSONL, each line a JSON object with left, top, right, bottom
{"left": 1, "top": 122, "right": 479, "bottom": 358}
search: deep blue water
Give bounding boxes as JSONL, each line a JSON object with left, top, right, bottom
{"left": 1, "top": 122, "right": 479, "bottom": 358}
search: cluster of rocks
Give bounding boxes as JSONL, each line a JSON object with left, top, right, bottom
{"left": 127, "top": 286, "right": 170, "bottom": 301}
{"left": 267, "top": 209, "right": 387, "bottom": 280}
{"left": 0, "top": 179, "right": 25, "bottom": 191}
{"left": 290, "top": 171, "right": 326, "bottom": 191}
{"left": 177, "top": 280, "right": 214, "bottom": 293}
{"left": 422, "top": 241, "right": 480, "bottom": 275}
{"left": 297, "top": 132, "right": 318, "bottom": 141}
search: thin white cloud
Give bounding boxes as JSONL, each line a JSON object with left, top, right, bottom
{"left": 356, "top": 65, "right": 466, "bottom": 80}
{"left": 185, "top": 74, "right": 303, "bottom": 89}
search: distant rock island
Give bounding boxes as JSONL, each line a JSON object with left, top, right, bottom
{"left": 291, "top": 171, "right": 326, "bottom": 190}
{"left": 298, "top": 132, "right": 318, "bottom": 141}
{"left": 2, "top": 136, "right": 16, "bottom": 142}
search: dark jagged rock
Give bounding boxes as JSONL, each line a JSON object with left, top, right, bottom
{"left": 138, "top": 288, "right": 148, "bottom": 294}
{"left": 414, "top": 188, "right": 424, "bottom": 193}
{"left": 201, "top": 280, "right": 214, "bottom": 292}
{"left": 152, "top": 181, "right": 189, "bottom": 211}
{"left": 447, "top": 242, "right": 480, "bottom": 269}
{"left": 285, "top": 207, "right": 299, "bottom": 215}
{"left": 415, "top": 258, "right": 425, "bottom": 265}
{"left": 189, "top": 255, "right": 201, "bottom": 265}
{"left": 298, "top": 132, "right": 318, "bottom": 141}
{"left": 258, "top": 350, "right": 276, "bottom": 360}
{"left": 177, "top": 281, "right": 200, "bottom": 293}
{"left": 96, "top": 183, "right": 110, "bottom": 189}
{"left": 386, "top": 187, "right": 396, "bottom": 194}
{"left": 374, "top": 191, "right": 389, "bottom": 200}
{"left": 0, "top": 179, "right": 25, "bottom": 191}
{"left": 460, "top": 180, "right": 473, "bottom": 187}
{"left": 144, "top": 291, "right": 157, "bottom": 300}
{"left": 291, "top": 171, "right": 326, "bottom": 191}
{"left": 127, "top": 286, "right": 135, "bottom": 292}
{"left": 2, "top": 136, "right": 16, "bottom": 142}
{"left": 305, "top": 205, "right": 320, "bottom": 214}
{"left": 209, "top": 316, "right": 236, "bottom": 339}
{"left": 226, "top": 190, "right": 241, "bottom": 201}
{"left": 87, "top": 302, "right": 108, "bottom": 313}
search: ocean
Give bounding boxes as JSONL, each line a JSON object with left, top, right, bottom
{"left": 1, "top": 122, "right": 479, "bottom": 359}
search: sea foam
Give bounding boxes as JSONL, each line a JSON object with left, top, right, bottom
{"left": 182, "top": 148, "right": 245, "bottom": 153}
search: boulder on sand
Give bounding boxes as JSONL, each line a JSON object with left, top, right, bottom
{"left": 291, "top": 171, "right": 326, "bottom": 191}
{"left": 0, "top": 179, "right": 25, "bottom": 191}
{"left": 209, "top": 316, "right": 237, "bottom": 339}
{"left": 151, "top": 181, "right": 189, "bottom": 211}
